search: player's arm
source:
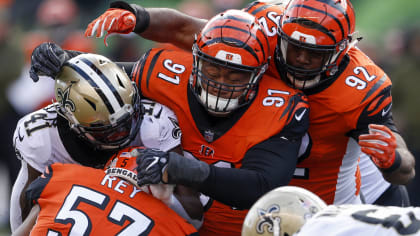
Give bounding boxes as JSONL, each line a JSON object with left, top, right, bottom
{"left": 359, "top": 125, "right": 415, "bottom": 184}
{"left": 11, "top": 204, "right": 40, "bottom": 236}
{"left": 10, "top": 161, "right": 41, "bottom": 232}
{"left": 84, "top": 1, "right": 206, "bottom": 51}
{"left": 19, "top": 164, "right": 41, "bottom": 222}
{"left": 135, "top": 103, "right": 310, "bottom": 209}
{"left": 134, "top": 134, "right": 301, "bottom": 209}
{"left": 352, "top": 88, "right": 415, "bottom": 184}
{"left": 384, "top": 132, "right": 416, "bottom": 183}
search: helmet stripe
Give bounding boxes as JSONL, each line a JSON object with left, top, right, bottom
{"left": 66, "top": 59, "right": 124, "bottom": 114}
{"left": 80, "top": 58, "right": 125, "bottom": 109}
{"left": 200, "top": 25, "right": 267, "bottom": 60}
{"left": 197, "top": 15, "right": 254, "bottom": 45}
{"left": 288, "top": 4, "right": 345, "bottom": 40}
{"left": 314, "top": 0, "right": 352, "bottom": 34}
{"left": 247, "top": 4, "right": 271, "bottom": 15}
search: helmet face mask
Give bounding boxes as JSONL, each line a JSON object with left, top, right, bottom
{"left": 192, "top": 45, "right": 263, "bottom": 116}
{"left": 190, "top": 9, "right": 270, "bottom": 116}
{"left": 55, "top": 53, "right": 142, "bottom": 151}
{"left": 73, "top": 94, "right": 142, "bottom": 149}
{"left": 276, "top": 0, "right": 356, "bottom": 90}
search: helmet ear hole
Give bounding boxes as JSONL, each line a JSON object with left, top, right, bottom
{"left": 116, "top": 74, "right": 125, "bottom": 88}
{"left": 84, "top": 98, "right": 96, "bottom": 111}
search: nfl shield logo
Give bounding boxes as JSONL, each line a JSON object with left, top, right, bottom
{"left": 204, "top": 130, "right": 214, "bottom": 143}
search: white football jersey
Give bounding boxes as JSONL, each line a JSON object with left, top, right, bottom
{"left": 10, "top": 99, "right": 181, "bottom": 231}
{"left": 297, "top": 204, "right": 420, "bottom": 236}
{"left": 359, "top": 153, "right": 391, "bottom": 204}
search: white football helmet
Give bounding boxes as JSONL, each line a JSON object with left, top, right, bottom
{"left": 242, "top": 186, "right": 327, "bottom": 236}
{"left": 55, "top": 53, "right": 142, "bottom": 150}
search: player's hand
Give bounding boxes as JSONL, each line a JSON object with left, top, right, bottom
{"left": 29, "top": 42, "right": 68, "bottom": 82}
{"left": 84, "top": 8, "right": 136, "bottom": 46}
{"left": 133, "top": 148, "right": 170, "bottom": 186}
{"left": 133, "top": 148, "right": 210, "bottom": 189}
{"left": 359, "top": 124, "right": 398, "bottom": 169}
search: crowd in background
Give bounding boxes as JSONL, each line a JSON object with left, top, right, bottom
{"left": 0, "top": 0, "right": 419, "bottom": 233}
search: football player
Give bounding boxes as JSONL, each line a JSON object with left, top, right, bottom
{"left": 83, "top": 0, "right": 415, "bottom": 206}
{"left": 12, "top": 146, "right": 198, "bottom": 236}
{"left": 11, "top": 53, "right": 201, "bottom": 232}
{"left": 29, "top": 10, "right": 310, "bottom": 236}
{"left": 242, "top": 186, "right": 420, "bottom": 236}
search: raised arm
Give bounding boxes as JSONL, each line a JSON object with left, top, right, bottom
{"left": 84, "top": 1, "right": 207, "bottom": 51}
{"left": 141, "top": 8, "right": 207, "bottom": 50}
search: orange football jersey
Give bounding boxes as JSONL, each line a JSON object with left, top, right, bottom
{"left": 288, "top": 47, "right": 393, "bottom": 204}
{"left": 27, "top": 163, "right": 198, "bottom": 236}
{"left": 132, "top": 48, "right": 308, "bottom": 235}
{"left": 244, "top": 1, "right": 393, "bottom": 205}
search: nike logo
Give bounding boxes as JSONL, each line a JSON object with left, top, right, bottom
{"left": 382, "top": 104, "right": 392, "bottom": 117}
{"left": 154, "top": 107, "right": 163, "bottom": 119}
{"left": 145, "top": 156, "right": 160, "bottom": 171}
{"left": 295, "top": 109, "right": 307, "bottom": 121}
{"left": 18, "top": 128, "right": 24, "bottom": 142}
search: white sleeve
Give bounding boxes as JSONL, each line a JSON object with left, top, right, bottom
{"left": 297, "top": 205, "right": 420, "bottom": 236}
{"left": 10, "top": 160, "right": 28, "bottom": 232}
{"left": 140, "top": 101, "right": 182, "bottom": 152}
{"left": 13, "top": 112, "right": 54, "bottom": 173}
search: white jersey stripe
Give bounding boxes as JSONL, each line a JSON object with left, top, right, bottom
{"left": 334, "top": 138, "right": 362, "bottom": 204}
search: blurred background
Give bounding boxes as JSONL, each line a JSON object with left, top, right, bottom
{"left": 0, "top": 0, "right": 419, "bottom": 234}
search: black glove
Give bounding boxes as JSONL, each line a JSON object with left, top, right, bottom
{"left": 133, "top": 148, "right": 169, "bottom": 185}
{"left": 110, "top": 1, "right": 150, "bottom": 34}
{"left": 133, "top": 148, "right": 210, "bottom": 189}
{"left": 29, "top": 42, "right": 82, "bottom": 82}
{"left": 29, "top": 42, "right": 68, "bottom": 82}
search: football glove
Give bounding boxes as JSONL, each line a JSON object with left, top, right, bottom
{"left": 29, "top": 42, "right": 67, "bottom": 82}
{"left": 359, "top": 124, "right": 401, "bottom": 171}
{"left": 29, "top": 42, "right": 81, "bottom": 82}
{"left": 133, "top": 148, "right": 210, "bottom": 189}
{"left": 84, "top": 1, "right": 150, "bottom": 46}
{"left": 84, "top": 8, "right": 136, "bottom": 46}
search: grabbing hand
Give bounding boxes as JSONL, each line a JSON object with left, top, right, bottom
{"left": 85, "top": 8, "right": 136, "bottom": 46}
{"left": 29, "top": 42, "right": 67, "bottom": 82}
{"left": 133, "top": 148, "right": 169, "bottom": 186}
{"left": 359, "top": 124, "right": 398, "bottom": 169}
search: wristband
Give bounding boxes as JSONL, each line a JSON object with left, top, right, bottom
{"left": 381, "top": 151, "right": 402, "bottom": 173}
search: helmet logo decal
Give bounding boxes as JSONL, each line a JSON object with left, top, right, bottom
{"left": 56, "top": 86, "right": 76, "bottom": 112}
{"left": 256, "top": 204, "right": 281, "bottom": 234}
{"left": 291, "top": 31, "right": 316, "bottom": 44}
{"left": 168, "top": 117, "right": 181, "bottom": 139}
{"left": 215, "top": 50, "right": 242, "bottom": 64}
